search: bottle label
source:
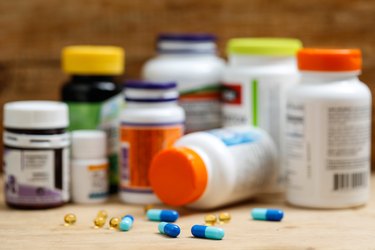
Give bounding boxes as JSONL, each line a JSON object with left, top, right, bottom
{"left": 4, "top": 147, "right": 69, "bottom": 206}
{"left": 222, "top": 75, "right": 297, "bottom": 149}
{"left": 87, "top": 163, "right": 109, "bottom": 199}
{"left": 120, "top": 122, "right": 183, "bottom": 194}
{"left": 66, "top": 93, "right": 123, "bottom": 189}
{"left": 208, "top": 127, "right": 278, "bottom": 196}
{"left": 180, "top": 83, "right": 221, "bottom": 133}
{"left": 286, "top": 101, "right": 371, "bottom": 202}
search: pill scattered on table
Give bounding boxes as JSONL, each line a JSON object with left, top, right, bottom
{"left": 147, "top": 209, "right": 179, "bottom": 222}
{"left": 158, "top": 222, "right": 180, "bottom": 238}
{"left": 120, "top": 215, "right": 134, "bottom": 231}
{"left": 204, "top": 214, "right": 217, "bottom": 226}
{"left": 218, "top": 212, "right": 231, "bottom": 224}
{"left": 94, "top": 216, "right": 106, "bottom": 228}
{"left": 97, "top": 210, "right": 108, "bottom": 220}
{"left": 191, "top": 225, "right": 224, "bottom": 240}
{"left": 64, "top": 213, "right": 77, "bottom": 226}
{"left": 109, "top": 217, "right": 120, "bottom": 229}
{"left": 251, "top": 208, "right": 284, "bottom": 221}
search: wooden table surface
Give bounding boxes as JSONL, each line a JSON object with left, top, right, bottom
{"left": 0, "top": 176, "right": 374, "bottom": 250}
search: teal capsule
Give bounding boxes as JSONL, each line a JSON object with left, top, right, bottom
{"left": 251, "top": 208, "right": 284, "bottom": 221}
{"left": 119, "top": 215, "right": 134, "bottom": 231}
{"left": 158, "top": 222, "right": 180, "bottom": 238}
{"left": 147, "top": 209, "right": 179, "bottom": 222}
{"left": 191, "top": 225, "right": 224, "bottom": 240}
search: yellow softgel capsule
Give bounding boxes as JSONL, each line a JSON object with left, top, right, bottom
{"left": 204, "top": 214, "right": 217, "bottom": 226}
{"left": 218, "top": 212, "right": 231, "bottom": 224}
{"left": 94, "top": 217, "right": 106, "bottom": 228}
{"left": 109, "top": 217, "right": 120, "bottom": 229}
{"left": 97, "top": 210, "right": 108, "bottom": 219}
{"left": 64, "top": 213, "right": 77, "bottom": 226}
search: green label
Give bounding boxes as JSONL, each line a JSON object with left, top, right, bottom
{"left": 67, "top": 102, "right": 101, "bottom": 130}
{"left": 252, "top": 79, "right": 258, "bottom": 127}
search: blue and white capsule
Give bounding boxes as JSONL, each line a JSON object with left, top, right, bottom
{"left": 119, "top": 215, "right": 134, "bottom": 231}
{"left": 251, "top": 208, "right": 284, "bottom": 221}
{"left": 158, "top": 222, "right": 180, "bottom": 238}
{"left": 147, "top": 209, "right": 179, "bottom": 222}
{"left": 191, "top": 225, "right": 224, "bottom": 240}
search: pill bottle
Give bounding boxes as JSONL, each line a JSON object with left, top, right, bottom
{"left": 120, "top": 80, "right": 185, "bottom": 204}
{"left": 142, "top": 33, "right": 225, "bottom": 133}
{"left": 3, "top": 101, "right": 70, "bottom": 209}
{"left": 149, "top": 126, "right": 277, "bottom": 209}
{"left": 222, "top": 38, "right": 302, "bottom": 192}
{"left": 286, "top": 48, "right": 371, "bottom": 208}
{"left": 71, "top": 130, "right": 108, "bottom": 204}
{"left": 61, "top": 45, "right": 125, "bottom": 193}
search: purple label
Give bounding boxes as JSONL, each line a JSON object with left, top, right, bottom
{"left": 121, "top": 146, "right": 129, "bottom": 180}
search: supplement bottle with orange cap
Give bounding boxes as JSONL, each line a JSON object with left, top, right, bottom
{"left": 149, "top": 126, "right": 277, "bottom": 209}
{"left": 61, "top": 45, "right": 125, "bottom": 193}
{"left": 286, "top": 48, "right": 371, "bottom": 208}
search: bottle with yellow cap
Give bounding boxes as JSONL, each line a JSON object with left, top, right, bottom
{"left": 222, "top": 38, "right": 302, "bottom": 192}
{"left": 61, "top": 45, "right": 125, "bottom": 193}
{"left": 149, "top": 126, "right": 277, "bottom": 209}
{"left": 286, "top": 48, "right": 371, "bottom": 208}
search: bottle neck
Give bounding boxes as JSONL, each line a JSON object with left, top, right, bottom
{"left": 157, "top": 41, "right": 217, "bottom": 55}
{"left": 300, "top": 71, "right": 360, "bottom": 84}
{"left": 229, "top": 54, "right": 296, "bottom": 67}
{"left": 70, "top": 75, "right": 116, "bottom": 83}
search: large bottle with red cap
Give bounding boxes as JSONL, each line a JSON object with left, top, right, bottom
{"left": 286, "top": 48, "right": 371, "bottom": 208}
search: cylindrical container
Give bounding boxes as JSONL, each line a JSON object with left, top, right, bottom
{"left": 286, "top": 48, "right": 371, "bottom": 208}
{"left": 149, "top": 126, "right": 277, "bottom": 209}
{"left": 3, "top": 101, "right": 70, "bottom": 209}
{"left": 142, "top": 33, "right": 225, "bottom": 133}
{"left": 120, "top": 80, "right": 185, "bottom": 204}
{"left": 61, "top": 45, "right": 125, "bottom": 193}
{"left": 71, "top": 130, "right": 108, "bottom": 204}
{"left": 222, "top": 38, "right": 302, "bottom": 192}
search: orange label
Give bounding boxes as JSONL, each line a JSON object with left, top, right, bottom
{"left": 88, "top": 163, "right": 108, "bottom": 171}
{"left": 120, "top": 123, "right": 183, "bottom": 192}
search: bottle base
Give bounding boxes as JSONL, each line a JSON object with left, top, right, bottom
{"left": 6, "top": 201, "right": 65, "bottom": 210}
{"left": 287, "top": 196, "right": 368, "bottom": 209}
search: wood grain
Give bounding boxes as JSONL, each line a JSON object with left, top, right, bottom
{"left": 0, "top": 0, "right": 374, "bottom": 166}
{"left": 0, "top": 174, "right": 374, "bottom": 249}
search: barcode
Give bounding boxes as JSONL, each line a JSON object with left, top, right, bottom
{"left": 333, "top": 172, "right": 367, "bottom": 191}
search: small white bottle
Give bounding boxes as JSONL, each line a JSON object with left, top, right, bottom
{"left": 149, "top": 126, "right": 278, "bottom": 209}
{"left": 222, "top": 38, "right": 302, "bottom": 192}
{"left": 286, "top": 48, "right": 371, "bottom": 208}
{"left": 120, "top": 80, "right": 185, "bottom": 204}
{"left": 142, "top": 33, "right": 225, "bottom": 133}
{"left": 71, "top": 130, "right": 108, "bottom": 204}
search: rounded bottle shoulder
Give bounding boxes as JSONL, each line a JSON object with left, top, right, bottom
{"left": 142, "top": 56, "right": 225, "bottom": 82}
{"left": 121, "top": 104, "right": 185, "bottom": 123}
{"left": 62, "top": 79, "right": 122, "bottom": 102}
{"left": 288, "top": 78, "right": 371, "bottom": 102}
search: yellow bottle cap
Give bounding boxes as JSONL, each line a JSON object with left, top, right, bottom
{"left": 62, "top": 45, "right": 125, "bottom": 75}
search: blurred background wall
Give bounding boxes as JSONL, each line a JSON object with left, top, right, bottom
{"left": 0, "top": 0, "right": 374, "bottom": 165}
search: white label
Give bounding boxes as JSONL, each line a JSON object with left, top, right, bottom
{"left": 4, "top": 147, "right": 69, "bottom": 205}
{"left": 286, "top": 101, "right": 371, "bottom": 205}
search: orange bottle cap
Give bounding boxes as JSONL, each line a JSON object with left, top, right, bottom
{"left": 149, "top": 147, "right": 208, "bottom": 206}
{"left": 298, "top": 48, "right": 362, "bottom": 72}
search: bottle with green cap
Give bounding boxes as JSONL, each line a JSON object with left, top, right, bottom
{"left": 222, "top": 38, "right": 302, "bottom": 192}
{"left": 61, "top": 45, "right": 125, "bottom": 193}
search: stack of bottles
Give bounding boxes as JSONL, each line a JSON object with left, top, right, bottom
{"left": 2, "top": 34, "right": 371, "bottom": 210}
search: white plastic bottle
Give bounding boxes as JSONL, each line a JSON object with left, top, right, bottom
{"left": 142, "top": 33, "right": 225, "bottom": 133}
{"left": 222, "top": 38, "right": 302, "bottom": 192}
{"left": 71, "top": 130, "right": 108, "bottom": 204}
{"left": 149, "top": 126, "right": 277, "bottom": 209}
{"left": 119, "top": 80, "right": 185, "bottom": 204}
{"left": 286, "top": 48, "right": 371, "bottom": 208}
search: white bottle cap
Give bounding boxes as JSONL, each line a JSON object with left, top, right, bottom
{"left": 71, "top": 130, "right": 107, "bottom": 159}
{"left": 4, "top": 101, "right": 68, "bottom": 129}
